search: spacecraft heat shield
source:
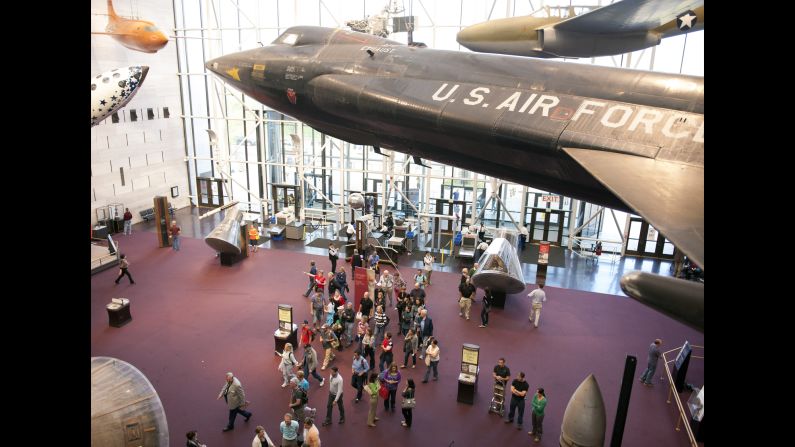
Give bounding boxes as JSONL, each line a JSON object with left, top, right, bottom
{"left": 470, "top": 230, "right": 525, "bottom": 294}
{"left": 91, "top": 357, "right": 169, "bottom": 446}
{"left": 204, "top": 207, "right": 244, "bottom": 254}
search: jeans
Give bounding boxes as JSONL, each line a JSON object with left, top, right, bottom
{"left": 423, "top": 360, "right": 438, "bottom": 381}
{"left": 481, "top": 306, "right": 490, "bottom": 326}
{"left": 364, "top": 346, "right": 375, "bottom": 370}
{"left": 384, "top": 388, "right": 397, "bottom": 410}
{"left": 640, "top": 361, "right": 658, "bottom": 384}
{"left": 374, "top": 325, "right": 386, "bottom": 348}
{"left": 330, "top": 256, "right": 337, "bottom": 273}
{"left": 227, "top": 406, "right": 251, "bottom": 429}
{"left": 403, "top": 350, "right": 416, "bottom": 367}
{"left": 313, "top": 308, "right": 324, "bottom": 326}
{"left": 123, "top": 220, "right": 132, "bottom": 235}
{"left": 353, "top": 374, "right": 366, "bottom": 400}
{"left": 172, "top": 235, "right": 181, "bottom": 251}
{"left": 385, "top": 288, "right": 394, "bottom": 306}
{"left": 303, "top": 363, "right": 324, "bottom": 383}
{"left": 507, "top": 397, "right": 525, "bottom": 426}
{"left": 325, "top": 393, "right": 345, "bottom": 422}
{"left": 379, "top": 352, "right": 393, "bottom": 372}
{"left": 304, "top": 279, "right": 316, "bottom": 297}
{"left": 345, "top": 322, "right": 354, "bottom": 346}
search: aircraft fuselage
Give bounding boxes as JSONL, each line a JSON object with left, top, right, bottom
{"left": 207, "top": 27, "right": 703, "bottom": 212}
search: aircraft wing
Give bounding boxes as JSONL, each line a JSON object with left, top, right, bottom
{"left": 553, "top": 0, "right": 703, "bottom": 34}
{"left": 563, "top": 147, "right": 703, "bottom": 269}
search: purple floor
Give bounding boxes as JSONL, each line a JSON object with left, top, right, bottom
{"left": 92, "top": 232, "right": 703, "bottom": 446}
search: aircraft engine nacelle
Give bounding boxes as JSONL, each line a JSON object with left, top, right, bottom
{"left": 537, "top": 28, "right": 660, "bottom": 58}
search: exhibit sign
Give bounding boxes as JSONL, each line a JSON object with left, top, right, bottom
{"left": 278, "top": 304, "right": 293, "bottom": 333}
{"left": 460, "top": 343, "right": 480, "bottom": 382}
{"left": 538, "top": 241, "right": 550, "bottom": 265}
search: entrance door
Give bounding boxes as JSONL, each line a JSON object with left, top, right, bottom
{"left": 529, "top": 209, "right": 564, "bottom": 245}
{"left": 197, "top": 177, "right": 225, "bottom": 208}
{"left": 625, "top": 218, "right": 675, "bottom": 259}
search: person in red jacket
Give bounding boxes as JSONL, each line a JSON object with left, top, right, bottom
{"left": 123, "top": 208, "right": 133, "bottom": 235}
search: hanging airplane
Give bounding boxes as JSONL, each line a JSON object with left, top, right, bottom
{"left": 91, "top": 66, "right": 149, "bottom": 127}
{"left": 205, "top": 26, "right": 704, "bottom": 331}
{"left": 92, "top": 0, "right": 169, "bottom": 54}
{"left": 457, "top": 0, "right": 703, "bottom": 59}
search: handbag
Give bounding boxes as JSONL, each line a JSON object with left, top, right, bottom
{"left": 425, "top": 354, "right": 431, "bottom": 366}
{"left": 330, "top": 337, "right": 340, "bottom": 349}
{"left": 379, "top": 383, "right": 389, "bottom": 400}
{"left": 401, "top": 397, "right": 416, "bottom": 409}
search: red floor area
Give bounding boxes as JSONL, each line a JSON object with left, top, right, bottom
{"left": 92, "top": 232, "right": 703, "bottom": 446}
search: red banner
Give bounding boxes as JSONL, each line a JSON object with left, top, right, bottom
{"left": 353, "top": 266, "right": 367, "bottom": 311}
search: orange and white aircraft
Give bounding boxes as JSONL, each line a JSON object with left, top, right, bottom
{"left": 93, "top": 0, "right": 168, "bottom": 53}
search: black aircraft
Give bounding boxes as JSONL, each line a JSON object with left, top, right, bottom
{"left": 206, "top": 27, "right": 704, "bottom": 331}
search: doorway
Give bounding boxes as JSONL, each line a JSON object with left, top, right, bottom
{"left": 625, "top": 218, "right": 675, "bottom": 259}
{"left": 528, "top": 209, "right": 564, "bottom": 245}
{"left": 196, "top": 177, "right": 226, "bottom": 208}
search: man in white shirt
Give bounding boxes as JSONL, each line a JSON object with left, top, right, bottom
{"left": 527, "top": 285, "right": 547, "bottom": 328}
{"left": 321, "top": 366, "right": 345, "bottom": 426}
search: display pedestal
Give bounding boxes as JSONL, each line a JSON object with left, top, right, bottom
{"left": 457, "top": 371, "right": 478, "bottom": 404}
{"left": 106, "top": 301, "right": 132, "bottom": 328}
{"left": 219, "top": 253, "right": 240, "bottom": 266}
{"left": 491, "top": 291, "right": 506, "bottom": 309}
{"left": 274, "top": 325, "right": 298, "bottom": 355}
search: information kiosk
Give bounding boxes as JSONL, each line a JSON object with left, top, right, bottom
{"left": 457, "top": 343, "right": 480, "bottom": 404}
{"left": 274, "top": 304, "right": 298, "bottom": 354}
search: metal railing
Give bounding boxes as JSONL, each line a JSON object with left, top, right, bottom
{"left": 661, "top": 344, "right": 704, "bottom": 446}
{"left": 90, "top": 236, "right": 121, "bottom": 274}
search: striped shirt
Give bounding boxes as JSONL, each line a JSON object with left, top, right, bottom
{"left": 374, "top": 311, "right": 387, "bottom": 327}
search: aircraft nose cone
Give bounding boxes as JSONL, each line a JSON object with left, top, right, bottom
{"left": 456, "top": 22, "right": 489, "bottom": 48}
{"left": 153, "top": 33, "right": 169, "bottom": 49}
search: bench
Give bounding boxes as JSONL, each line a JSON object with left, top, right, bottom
{"left": 139, "top": 206, "right": 176, "bottom": 222}
{"left": 140, "top": 208, "right": 155, "bottom": 222}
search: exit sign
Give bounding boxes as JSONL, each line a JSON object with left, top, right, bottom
{"left": 541, "top": 195, "right": 559, "bottom": 203}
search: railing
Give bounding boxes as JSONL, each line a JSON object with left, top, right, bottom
{"left": 90, "top": 236, "right": 121, "bottom": 274}
{"left": 662, "top": 344, "right": 704, "bottom": 446}
{"left": 571, "top": 237, "right": 621, "bottom": 264}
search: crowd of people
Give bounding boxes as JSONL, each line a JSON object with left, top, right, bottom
{"left": 197, "top": 240, "right": 563, "bottom": 446}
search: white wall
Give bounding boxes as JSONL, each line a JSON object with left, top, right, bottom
{"left": 91, "top": 0, "right": 190, "bottom": 225}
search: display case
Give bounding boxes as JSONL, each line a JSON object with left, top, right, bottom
{"left": 274, "top": 304, "right": 298, "bottom": 354}
{"left": 457, "top": 343, "right": 480, "bottom": 404}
